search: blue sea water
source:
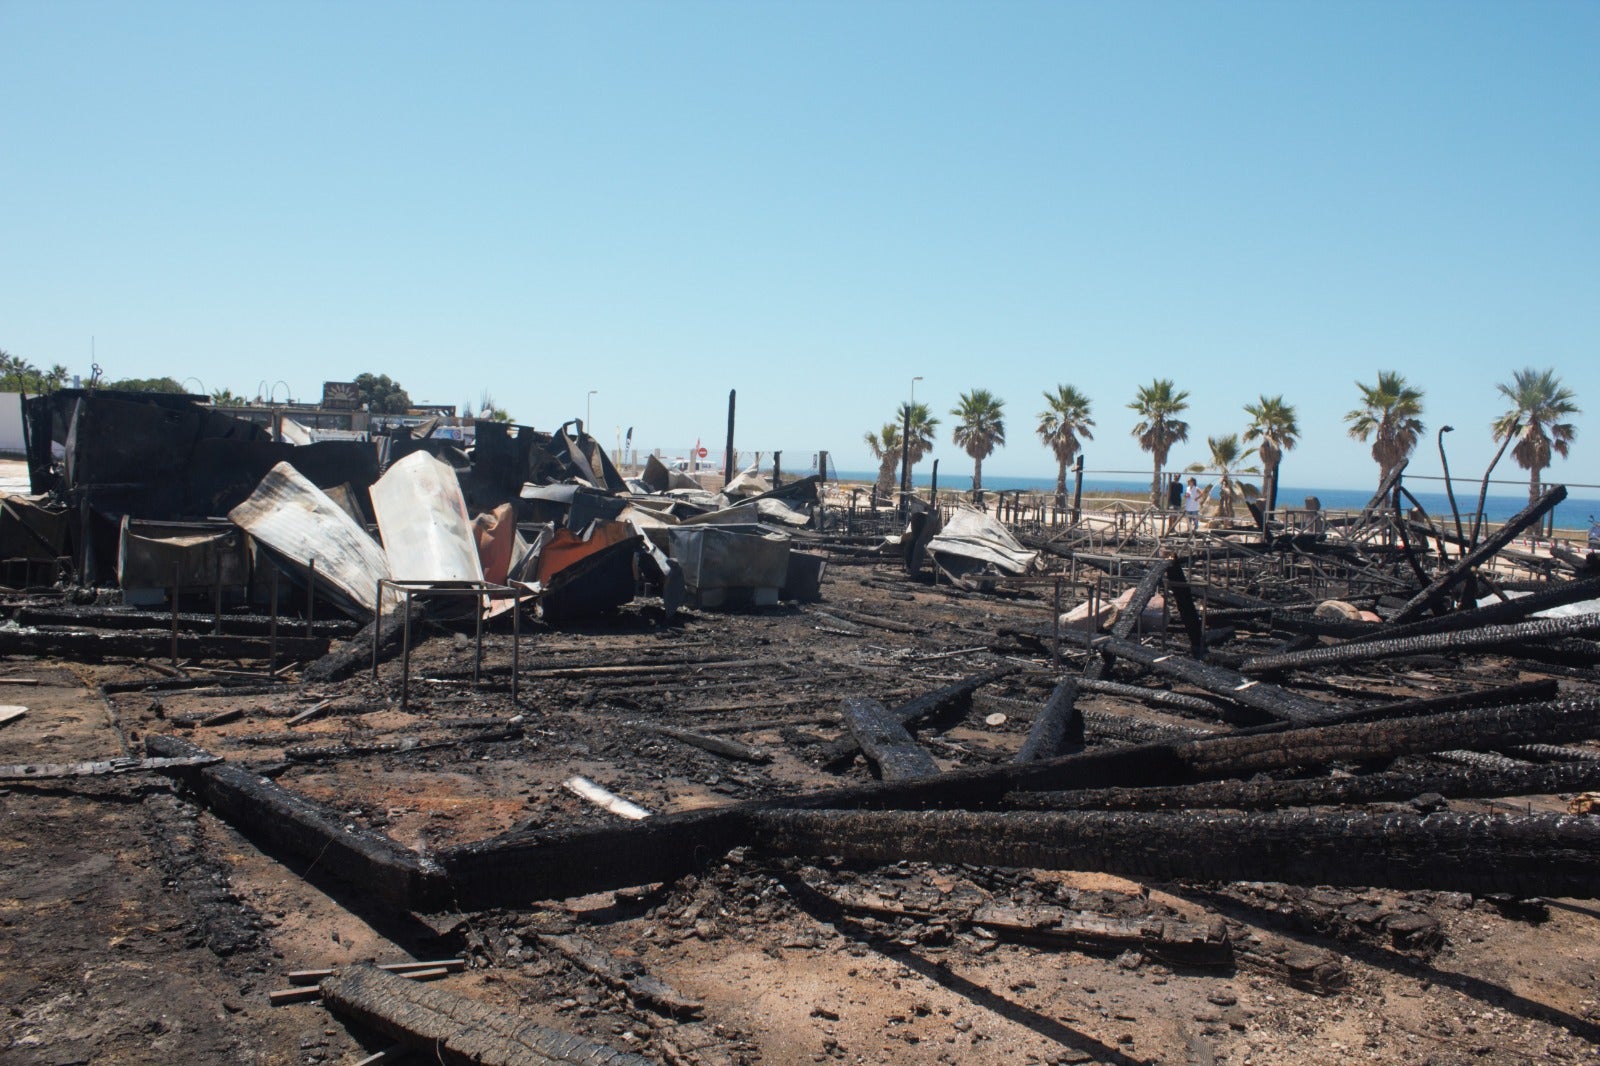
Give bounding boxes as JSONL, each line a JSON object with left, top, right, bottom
{"left": 833, "top": 470, "right": 1600, "bottom": 532}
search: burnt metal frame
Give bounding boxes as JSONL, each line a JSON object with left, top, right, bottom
{"left": 371, "top": 578, "right": 524, "bottom": 709}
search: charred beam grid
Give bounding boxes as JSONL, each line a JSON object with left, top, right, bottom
{"left": 144, "top": 733, "right": 444, "bottom": 907}
{"left": 439, "top": 698, "right": 1600, "bottom": 906}
{"left": 1389, "top": 484, "right": 1568, "bottom": 623}
{"left": 1241, "top": 613, "right": 1600, "bottom": 675}
{"left": 749, "top": 807, "right": 1600, "bottom": 899}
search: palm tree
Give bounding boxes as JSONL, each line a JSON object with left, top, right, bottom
{"left": 1344, "top": 371, "right": 1425, "bottom": 486}
{"left": 1242, "top": 394, "right": 1299, "bottom": 513}
{"left": 864, "top": 421, "right": 904, "bottom": 497}
{"left": 1036, "top": 385, "right": 1095, "bottom": 507}
{"left": 950, "top": 389, "right": 1006, "bottom": 498}
{"left": 1492, "top": 367, "right": 1580, "bottom": 505}
{"left": 210, "top": 387, "right": 247, "bottom": 406}
{"left": 1128, "top": 379, "right": 1191, "bottom": 505}
{"left": 897, "top": 401, "right": 940, "bottom": 484}
{"left": 1186, "top": 434, "right": 1260, "bottom": 519}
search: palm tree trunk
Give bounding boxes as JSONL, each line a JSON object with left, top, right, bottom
{"left": 972, "top": 457, "right": 983, "bottom": 500}
{"left": 1531, "top": 468, "right": 1542, "bottom": 508}
{"left": 1151, "top": 454, "right": 1162, "bottom": 507}
{"left": 1267, "top": 459, "right": 1280, "bottom": 514}
{"left": 1055, "top": 456, "right": 1068, "bottom": 510}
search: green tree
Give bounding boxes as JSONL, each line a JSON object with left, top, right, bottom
{"left": 1492, "top": 367, "right": 1580, "bottom": 505}
{"left": 863, "top": 421, "right": 904, "bottom": 497}
{"left": 897, "top": 401, "right": 940, "bottom": 482}
{"left": 1186, "top": 434, "right": 1260, "bottom": 519}
{"left": 104, "top": 376, "right": 186, "bottom": 394}
{"left": 355, "top": 372, "right": 412, "bottom": 414}
{"left": 478, "top": 391, "right": 514, "bottom": 423}
{"left": 1344, "top": 371, "right": 1425, "bottom": 486}
{"left": 1128, "top": 379, "right": 1190, "bottom": 506}
{"left": 210, "top": 387, "right": 248, "bottom": 406}
{"left": 0, "top": 350, "right": 69, "bottom": 393}
{"left": 1242, "top": 394, "right": 1299, "bottom": 512}
{"left": 950, "top": 389, "right": 1006, "bottom": 498}
{"left": 1036, "top": 384, "right": 1095, "bottom": 507}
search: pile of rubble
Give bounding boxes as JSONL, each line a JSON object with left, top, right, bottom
{"left": 5, "top": 395, "right": 1600, "bottom": 1064}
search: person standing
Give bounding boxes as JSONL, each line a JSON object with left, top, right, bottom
{"left": 1183, "top": 476, "right": 1202, "bottom": 532}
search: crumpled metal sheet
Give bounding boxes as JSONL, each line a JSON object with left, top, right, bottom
{"left": 228, "top": 461, "right": 394, "bottom": 617}
{"left": 925, "top": 507, "right": 1039, "bottom": 576}
{"left": 369, "top": 451, "right": 483, "bottom": 584}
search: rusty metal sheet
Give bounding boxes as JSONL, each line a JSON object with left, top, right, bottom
{"left": 228, "top": 461, "right": 394, "bottom": 617}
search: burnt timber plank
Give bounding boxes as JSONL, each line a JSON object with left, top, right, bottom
{"left": 841, "top": 696, "right": 940, "bottom": 780}
{"left": 749, "top": 807, "right": 1600, "bottom": 899}
{"left": 319, "top": 963, "right": 650, "bottom": 1066}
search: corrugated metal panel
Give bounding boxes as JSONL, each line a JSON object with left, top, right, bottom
{"left": 368, "top": 451, "right": 483, "bottom": 584}
{"left": 228, "top": 461, "right": 393, "bottom": 616}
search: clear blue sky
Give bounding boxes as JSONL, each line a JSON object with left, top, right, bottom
{"left": 3, "top": 1, "right": 1596, "bottom": 490}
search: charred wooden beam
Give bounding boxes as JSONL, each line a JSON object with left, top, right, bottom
{"left": 303, "top": 601, "right": 425, "bottom": 685}
{"left": 1084, "top": 560, "right": 1170, "bottom": 680}
{"left": 1075, "top": 678, "right": 1230, "bottom": 715}
{"left": 11, "top": 606, "right": 357, "bottom": 639}
{"left": 1007, "top": 759, "right": 1600, "bottom": 812}
{"left": 1345, "top": 575, "right": 1600, "bottom": 646}
{"left": 319, "top": 963, "right": 651, "bottom": 1066}
{"left": 1163, "top": 560, "right": 1208, "bottom": 656}
{"left": 624, "top": 721, "right": 771, "bottom": 763}
{"left": 1013, "top": 679, "right": 1082, "bottom": 763}
{"left": 749, "top": 807, "right": 1600, "bottom": 898}
{"left": 819, "top": 667, "right": 1015, "bottom": 765}
{"left": 439, "top": 699, "right": 1600, "bottom": 907}
{"left": 1390, "top": 484, "right": 1568, "bottom": 623}
{"left": 0, "top": 627, "right": 328, "bottom": 662}
{"left": 1242, "top": 613, "right": 1600, "bottom": 675}
{"left": 842, "top": 696, "right": 940, "bottom": 780}
{"left": 1320, "top": 678, "right": 1557, "bottom": 725}
{"left": 1089, "top": 632, "right": 1334, "bottom": 723}
{"left": 144, "top": 734, "right": 443, "bottom": 907}
{"left": 536, "top": 933, "right": 702, "bottom": 1016}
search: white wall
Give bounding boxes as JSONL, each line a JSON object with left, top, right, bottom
{"left": 0, "top": 394, "right": 25, "bottom": 454}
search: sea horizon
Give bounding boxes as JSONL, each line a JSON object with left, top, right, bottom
{"left": 832, "top": 469, "right": 1600, "bottom": 533}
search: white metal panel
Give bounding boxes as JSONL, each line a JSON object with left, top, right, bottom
{"left": 368, "top": 451, "right": 483, "bottom": 584}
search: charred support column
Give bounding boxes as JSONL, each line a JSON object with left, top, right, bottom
{"left": 723, "top": 389, "right": 736, "bottom": 484}
{"left": 1071, "top": 455, "right": 1084, "bottom": 525}
{"left": 773, "top": 450, "right": 782, "bottom": 489}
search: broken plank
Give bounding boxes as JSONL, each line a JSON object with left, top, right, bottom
{"left": 288, "top": 959, "right": 465, "bottom": 985}
{"left": 537, "top": 933, "right": 702, "bottom": 1016}
{"left": 624, "top": 721, "right": 771, "bottom": 763}
{"left": 285, "top": 698, "right": 336, "bottom": 728}
{"left": 0, "top": 754, "right": 220, "bottom": 781}
{"left": 319, "top": 962, "right": 652, "bottom": 1065}
{"left": 565, "top": 775, "right": 651, "bottom": 819}
{"left": 841, "top": 696, "right": 940, "bottom": 780}
{"left": 1242, "top": 613, "right": 1600, "bottom": 675}
{"left": 0, "top": 706, "right": 26, "bottom": 729}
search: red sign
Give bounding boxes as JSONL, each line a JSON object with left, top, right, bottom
{"left": 696, "top": 446, "right": 708, "bottom": 458}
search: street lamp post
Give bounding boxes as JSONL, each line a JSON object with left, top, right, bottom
{"left": 899, "top": 375, "right": 923, "bottom": 519}
{"left": 586, "top": 389, "right": 598, "bottom": 434}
